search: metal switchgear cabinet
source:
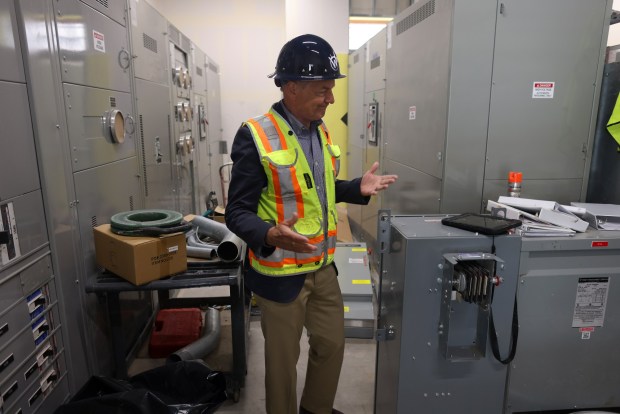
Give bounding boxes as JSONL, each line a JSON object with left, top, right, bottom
{"left": 375, "top": 213, "right": 520, "bottom": 414}
{"left": 505, "top": 232, "right": 620, "bottom": 413}
{"left": 381, "top": 0, "right": 611, "bottom": 215}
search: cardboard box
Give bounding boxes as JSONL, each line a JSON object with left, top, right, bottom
{"left": 93, "top": 224, "right": 187, "bottom": 285}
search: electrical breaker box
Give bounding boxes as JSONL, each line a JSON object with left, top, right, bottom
{"left": 375, "top": 214, "right": 520, "bottom": 414}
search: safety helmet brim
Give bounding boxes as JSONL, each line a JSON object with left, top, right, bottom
{"left": 268, "top": 34, "right": 346, "bottom": 83}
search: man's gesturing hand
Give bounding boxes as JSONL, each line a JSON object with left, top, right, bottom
{"left": 265, "top": 213, "right": 317, "bottom": 253}
{"left": 360, "top": 161, "right": 398, "bottom": 196}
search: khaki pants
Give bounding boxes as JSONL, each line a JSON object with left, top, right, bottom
{"left": 254, "top": 264, "right": 345, "bottom": 414}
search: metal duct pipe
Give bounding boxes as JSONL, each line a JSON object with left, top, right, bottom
{"left": 191, "top": 215, "right": 231, "bottom": 241}
{"left": 216, "top": 232, "right": 243, "bottom": 262}
{"left": 167, "top": 307, "right": 221, "bottom": 363}
{"left": 190, "top": 215, "right": 243, "bottom": 262}
{"left": 186, "top": 245, "right": 217, "bottom": 259}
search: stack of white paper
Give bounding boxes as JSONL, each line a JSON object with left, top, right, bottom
{"left": 570, "top": 202, "right": 620, "bottom": 230}
{"left": 487, "top": 197, "right": 589, "bottom": 236}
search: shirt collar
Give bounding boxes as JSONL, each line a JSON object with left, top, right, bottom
{"left": 279, "top": 100, "right": 322, "bottom": 136}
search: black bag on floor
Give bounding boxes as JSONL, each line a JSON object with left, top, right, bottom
{"left": 54, "top": 360, "right": 227, "bottom": 414}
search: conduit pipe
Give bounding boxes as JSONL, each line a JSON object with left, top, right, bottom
{"left": 167, "top": 307, "right": 221, "bottom": 363}
{"left": 190, "top": 216, "right": 244, "bottom": 262}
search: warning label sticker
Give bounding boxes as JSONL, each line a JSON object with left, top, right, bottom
{"left": 0, "top": 203, "right": 21, "bottom": 266}
{"left": 409, "top": 106, "right": 416, "bottom": 120}
{"left": 532, "top": 81, "right": 555, "bottom": 99}
{"left": 93, "top": 30, "right": 106, "bottom": 53}
{"left": 572, "top": 277, "right": 610, "bottom": 328}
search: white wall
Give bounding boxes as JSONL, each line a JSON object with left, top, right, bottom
{"left": 146, "top": 0, "right": 286, "bottom": 153}
{"left": 609, "top": 0, "right": 620, "bottom": 45}
{"left": 285, "top": 0, "right": 349, "bottom": 54}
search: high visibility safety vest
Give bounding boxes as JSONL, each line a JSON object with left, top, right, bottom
{"left": 245, "top": 108, "right": 341, "bottom": 276}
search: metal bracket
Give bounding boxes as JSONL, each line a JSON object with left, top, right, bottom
{"left": 377, "top": 209, "right": 391, "bottom": 254}
{"left": 376, "top": 325, "right": 395, "bottom": 342}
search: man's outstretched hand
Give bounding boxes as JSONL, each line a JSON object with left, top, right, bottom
{"left": 265, "top": 213, "right": 317, "bottom": 253}
{"left": 360, "top": 162, "right": 398, "bottom": 196}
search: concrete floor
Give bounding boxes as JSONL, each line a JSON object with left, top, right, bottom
{"left": 129, "top": 289, "right": 377, "bottom": 414}
{"left": 217, "top": 319, "right": 376, "bottom": 413}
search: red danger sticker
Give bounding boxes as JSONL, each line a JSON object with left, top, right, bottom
{"left": 591, "top": 241, "right": 609, "bottom": 247}
{"left": 579, "top": 327, "right": 595, "bottom": 332}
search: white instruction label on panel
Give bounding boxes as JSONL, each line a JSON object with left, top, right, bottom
{"left": 572, "top": 277, "right": 609, "bottom": 328}
{"left": 409, "top": 106, "right": 416, "bottom": 120}
{"left": 93, "top": 30, "right": 106, "bottom": 53}
{"left": 0, "top": 203, "right": 21, "bottom": 266}
{"left": 349, "top": 258, "right": 364, "bottom": 264}
{"left": 532, "top": 81, "right": 555, "bottom": 98}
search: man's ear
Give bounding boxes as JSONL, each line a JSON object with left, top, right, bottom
{"left": 284, "top": 81, "right": 296, "bottom": 96}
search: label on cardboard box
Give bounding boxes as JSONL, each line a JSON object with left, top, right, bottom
{"left": 93, "top": 224, "right": 187, "bottom": 285}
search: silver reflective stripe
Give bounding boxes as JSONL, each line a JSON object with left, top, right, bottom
{"left": 296, "top": 240, "right": 326, "bottom": 261}
{"left": 259, "top": 116, "right": 283, "bottom": 150}
{"left": 263, "top": 158, "right": 296, "bottom": 197}
{"left": 281, "top": 194, "right": 297, "bottom": 220}
{"left": 327, "top": 234, "right": 337, "bottom": 250}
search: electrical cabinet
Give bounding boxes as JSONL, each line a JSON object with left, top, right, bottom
{"left": 346, "top": 45, "right": 366, "bottom": 235}
{"left": 192, "top": 43, "right": 212, "bottom": 214}
{"left": 361, "top": 29, "right": 387, "bottom": 259}
{"left": 168, "top": 23, "right": 196, "bottom": 214}
{"left": 505, "top": 234, "right": 620, "bottom": 413}
{"left": 130, "top": 0, "right": 176, "bottom": 211}
{"left": 0, "top": 2, "right": 70, "bottom": 412}
{"left": 378, "top": 0, "right": 610, "bottom": 215}
{"left": 55, "top": 0, "right": 132, "bottom": 93}
{"left": 375, "top": 213, "right": 620, "bottom": 413}
{"left": 375, "top": 214, "right": 520, "bottom": 414}
{"left": 206, "top": 56, "right": 225, "bottom": 206}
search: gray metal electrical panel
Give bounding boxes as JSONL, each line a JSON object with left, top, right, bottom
{"left": 8, "top": 0, "right": 222, "bottom": 409}
{"left": 63, "top": 84, "right": 136, "bottom": 171}
{"left": 0, "top": 2, "right": 70, "bottom": 413}
{"left": 346, "top": 45, "right": 366, "bottom": 236}
{"left": 361, "top": 29, "right": 387, "bottom": 257}
{"left": 206, "top": 56, "right": 225, "bottom": 205}
{"left": 505, "top": 232, "right": 620, "bottom": 413}
{"left": 73, "top": 158, "right": 144, "bottom": 374}
{"left": 130, "top": 0, "right": 168, "bottom": 86}
{"left": 130, "top": 0, "right": 175, "bottom": 210}
{"left": 191, "top": 44, "right": 212, "bottom": 214}
{"left": 56, "top": 0, "right": 132, "bottom": 93}
{"left": 13, "top": 0, "right": 155, "bottom": 394}
{"left": 168, "top": 23, "right": 196, "bottom": 214}
{"left": 334, "top": 243, "right": 374, "bottom": 339}
{"left": 375, "top": 214, "right": 520, "bottom": 414}
{"left": 375, "top": 213, "right": 620, "bottom": 413}
{"left": 381, "top": 0, "right": 611, "bottom": 216}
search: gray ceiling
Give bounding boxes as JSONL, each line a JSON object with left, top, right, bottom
{"left": 350, "top": 0, "right": 416, "bottom": 17}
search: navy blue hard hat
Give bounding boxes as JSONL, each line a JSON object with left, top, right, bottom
{"left": 268, "top": 34, "right": 346, "bottom": 86}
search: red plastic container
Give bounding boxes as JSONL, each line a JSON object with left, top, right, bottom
{"left": 149, "top": 308, "right": 203, "bottom": 358}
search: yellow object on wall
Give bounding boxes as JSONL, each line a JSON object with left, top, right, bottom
{"left": 323, "top": 53, "right": 349, "bottom": 179}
